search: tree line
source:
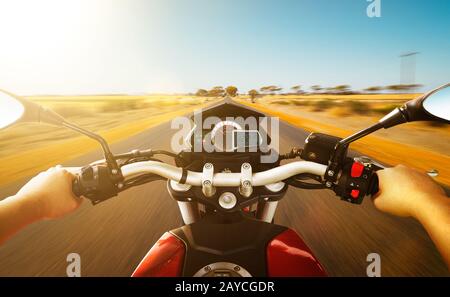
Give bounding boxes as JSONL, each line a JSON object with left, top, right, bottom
{"left": 195, "top": 83, "right": 422, "bottom": 102}
{"left": 195, "top": 86, "right": 238, "bottom": 97}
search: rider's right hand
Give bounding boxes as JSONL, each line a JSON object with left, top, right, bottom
{"left": 373, "top": 164, "right": 450, "bottom": 268}
{"left": 372, "top": 164, "right": 447, "bottom": 218}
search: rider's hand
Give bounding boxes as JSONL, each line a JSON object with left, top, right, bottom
{"left": 16, "top": 166, "right": 83, "bottom": 220}
{"left": 372, "top": 164, "right": 446, "bottom": 218}
{"left": 373, "top": 164, "right": 450, "bottom": 268}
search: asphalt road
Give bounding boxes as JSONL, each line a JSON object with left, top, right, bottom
{"left": 0, "top": 102, "right": 448, "bottom": 276}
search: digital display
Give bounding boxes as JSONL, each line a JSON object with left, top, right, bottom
{"left": 233, "top": 130, "right": 261, "bottom": 150}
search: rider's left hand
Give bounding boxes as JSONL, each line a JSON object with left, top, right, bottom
{"left": 16, "top": 166, "right": 83, "bottom": 220}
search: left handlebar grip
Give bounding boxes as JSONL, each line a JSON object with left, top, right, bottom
{"left": 72, "top": 176, "right": 83, "bottom": 197}
{"left": 72, "top": 165, "right": 119, "bottom": 204}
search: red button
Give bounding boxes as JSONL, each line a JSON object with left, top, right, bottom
{"left": 351, "top": 162, "right": 364, "bottom": 178}
{"left": 350, "top": 189, "right": 360, "bottom": 199}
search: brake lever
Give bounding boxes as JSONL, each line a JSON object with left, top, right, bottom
{"left": 354, "top": 156, "right": 386, "bottom": 170}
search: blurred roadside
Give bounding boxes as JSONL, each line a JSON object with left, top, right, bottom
{"left": 237, "top": 94, "right": 450, "bottom": 185}
{"left": 1, "top": 93, "right": 448, "bottom": 187}
{"left": 0, "top": 95, "right": 213, "bottom": 187}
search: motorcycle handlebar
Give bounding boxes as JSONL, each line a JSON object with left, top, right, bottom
{"left": 70, "top": 160, "right": 327, "bottom": 203}
{"left": 70, "top": 158, "right": 382, "bottom": 204}
{"left": 120, "top": 160, "right": 327, "bottom": 187}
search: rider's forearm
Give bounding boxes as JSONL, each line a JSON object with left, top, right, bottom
{"left": 0, "top": 194, "right": 42, "bottom": 245}
{"left": 415, "top": 194, "right": 450, "bottom": 269}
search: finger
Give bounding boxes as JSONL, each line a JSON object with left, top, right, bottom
{"left": 75, "top": 195, "right": 84, "bottom": 205}
{"left": 371, "top": 195, "right": 383, "bottom": 211}
{"left": 64, "top": 167, "right": 82, "bottom": 175}
{"left": 71, "top": 191, "right": 84, "bottom": 203}
{"left": 63, "top": 169, "right": 75, "bottom": 180}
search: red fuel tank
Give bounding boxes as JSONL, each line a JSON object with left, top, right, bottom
{"left": 133, "top": 228, "right": 326, "bottom": 277}
{"left": 132, "top": 232, "right": 185, "bottom": 277}
{"left": 266, "top": 228, "right": 327, "bottom": 276}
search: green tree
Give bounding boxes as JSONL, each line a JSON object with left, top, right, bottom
{"left": 208, "top": 86, "right": 225, "bottom": 97}
{"left": 364, "top": 86, "right": 383, "bottom": 93}
{"left": 333, "top": 85, "right": 351, "bottom": 93}
{"left": 260, "top": 86, "right": 271, "bottom": 94}
{"left": 385, "top": 84, "right": 422, "bottom": 92}
{"left": 291, "top": 85, "right": 302, "bottom": 94}
{"left": 248, "top": 89, "right": 259, "bottom": 103}
{"left": 225, "top": 86, "right": 238, "bottom": 97}
{"left": 260, "top": 85, "right": 282, "bottom": 95}
{"left": 195, "top": 89, "right": 208, "bottom": 96}
{"left": 270, "top": 86, "right": 283, "bottom": 94}
{"left": 310, "top": 85, "right": 322, "bottom": 93}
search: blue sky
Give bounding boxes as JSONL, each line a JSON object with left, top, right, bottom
{"left": 0, "top": 0, "right": 449, "bottom": 95}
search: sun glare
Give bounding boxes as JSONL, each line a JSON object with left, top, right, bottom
{"left": 0, "top": 0, "right": 114, "bottom": 94}
{"left": 0, "top": 0, "right": 89, "bottom": 54}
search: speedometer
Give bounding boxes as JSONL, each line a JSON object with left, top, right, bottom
{"left": 211, "top": 120, "right": 242, "bottom": 152}
{"left": 210, "top": 120, "right": 242, "bottom": 139}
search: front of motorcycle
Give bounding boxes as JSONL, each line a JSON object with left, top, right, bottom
{"left": 0, "top": 83, "right": 449, "bottom": 276}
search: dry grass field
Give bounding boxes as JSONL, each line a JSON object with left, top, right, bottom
{"left": 0, "top": 95, "right": 213, "bottom": 186}
{"left": 1, "top": 93, "right": 449, "bottom": 187}
{"left": 245, "top": 93, "right": 421, "bottom": 116}
{"left": 254, "top": 93, "right": 421, "bottom": 101}
{"left": 238, "top": 94, "right": 450, "bottom": 185}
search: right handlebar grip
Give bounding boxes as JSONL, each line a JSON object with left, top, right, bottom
{"left": 367, "top": 172, "right": 379, "bottom": 197}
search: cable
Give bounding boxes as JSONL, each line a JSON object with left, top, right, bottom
{"left": 292, "top": 173, "right": 322, "bottom": 181}
{"left": 151, "top": 150, "right": 179, "bottom": 158}
{"left": 284, "top": 173, "right": 325, "bottom": 189}
{"left": 122, "top": 174, "right": 166, "bottom": 190}
{"left": 121, "top": 157, "right": 163, "bottom": 166}
{"left": 285, "top": 178, "right": 326, "bottom": 189}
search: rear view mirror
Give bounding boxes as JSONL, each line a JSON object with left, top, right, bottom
{"left": 377, "top": 83, "right": 450, "bottom": 129}
{"left": 422, "top": 84, "right": 450, "bottom": 121}
{"left": 0, "top": 90, "right": 25, "bottom": 129}
{"left": 339, "top": 83, "right": 450, "bottom": 148}
{"left": 0, "top": 90, "right": 66, "bottom": 129}
{"left": 0, "top": 89, "right": 121, "bottom": 177}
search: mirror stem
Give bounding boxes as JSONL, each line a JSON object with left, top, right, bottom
{"left": 61, "top": 121, "right": 122, "bottom": 181}
{"left": 339, "top": 106, "right": 409, "bottom": 147}
{"left": 339, "top": 122, "right": 384, "bottom": 146}
{"left": 329, "top": 107, "right": 408, "bottom": 178}
{"left": 328, "top": 122, "right": 384, "bottom": 175}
